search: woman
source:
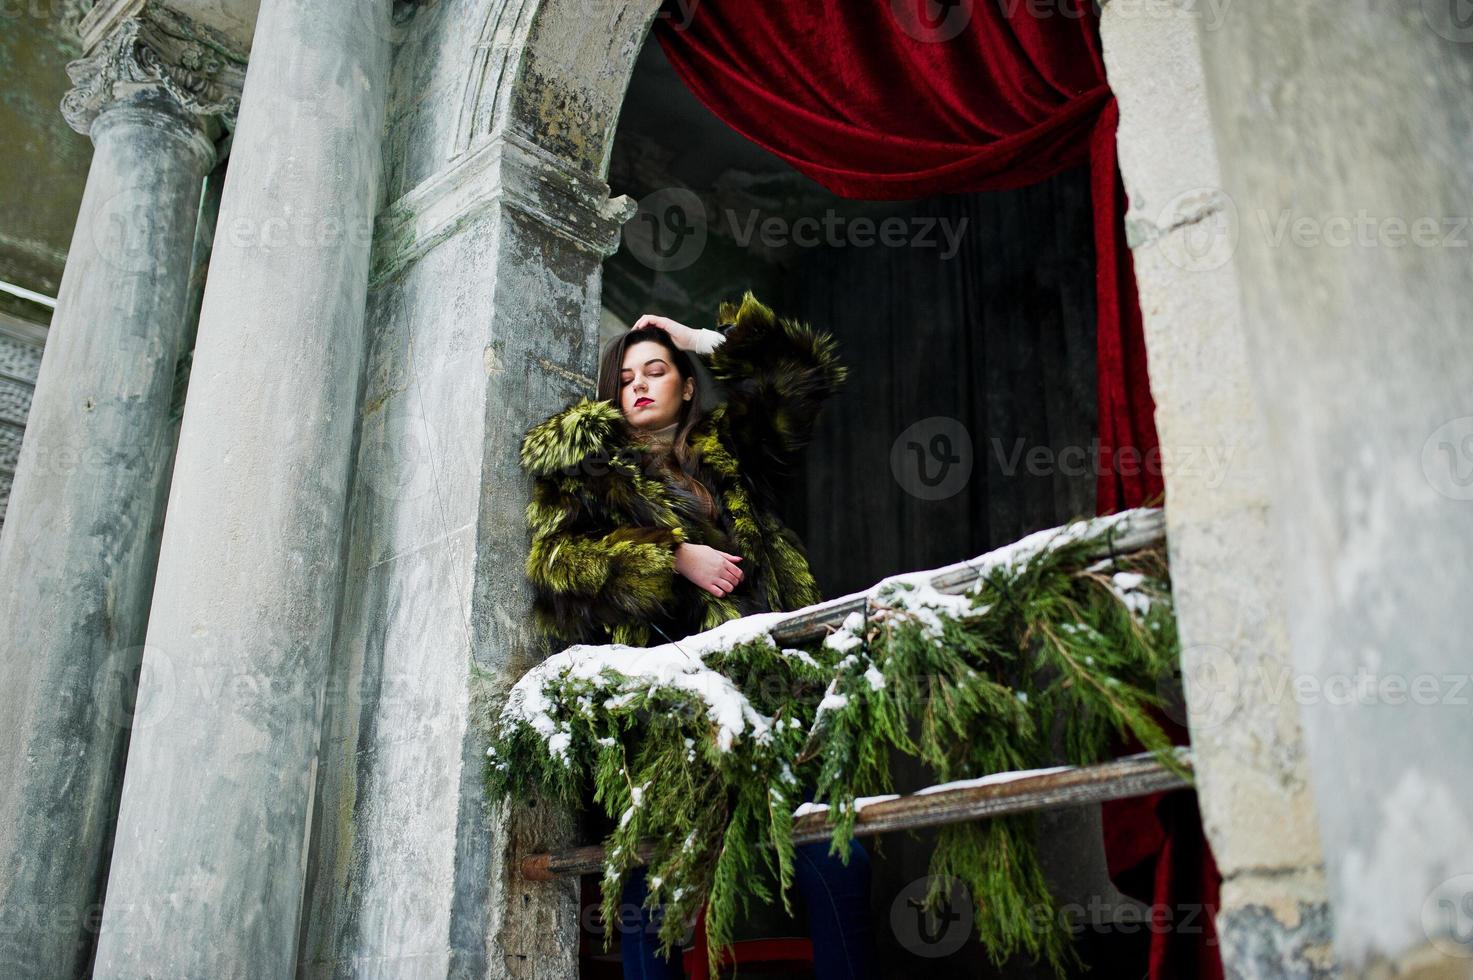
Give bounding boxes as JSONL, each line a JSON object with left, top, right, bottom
{"left": 518, "top": 291, "right": 873, "bottom": 979}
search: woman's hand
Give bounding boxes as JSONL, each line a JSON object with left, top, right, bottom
{"left": 631, "top": 313, "right": 701, "bottom": 351}
{"left": 674, "top": 543, "right": 744, "bottom": 598}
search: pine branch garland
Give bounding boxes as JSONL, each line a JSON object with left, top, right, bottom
{"left": 485, "top": 510, "right": 1188, "bottom": 972}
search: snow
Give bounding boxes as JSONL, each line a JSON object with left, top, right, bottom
{"left": 823, "top": 611, "right": 866, "bottom": 652}
{"left": 793, "top": 793, "right": 901, "bottom": 818}
{"left": 502, "top": 611, "right": 793, "bottom": 756}
{"left": 912, "top": 765, "right": 1074, "bottom": 794}
{"left": 781, "top": 647, "right": 822, "bottom": 670}
{"left": 816, "top": 691, "right": 848, "bottom": 713}
{"left": 1058, "top": 622, "right": 1100, "bottom": 639}
{"left": 864, "top": 666, "right": 887, "bottom": 690}
{"left": 1109, "top": 570, "right": 1155, "bottom": 616}
{"left": 851, "top": 512, "right": 1155, "bottom": 640}
{"left": 873, "top": 584, "right": 977, "bottom": 639}
{"left": 813, "top": 679, "right": 849, "bottom": 720}
{"left": 871, "top": 509, "right": 1151, "bottom": 599}
{"left": 501, "top": 510, "right": 1162, "bottom": 762}
{"left": 789, "top": 762, "right": 1110, "bottom": 817}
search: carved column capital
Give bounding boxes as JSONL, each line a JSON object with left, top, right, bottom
{"left": 62, "top": 6, "right": 247, "bottom": 137}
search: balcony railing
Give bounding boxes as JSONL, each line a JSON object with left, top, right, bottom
{"left": 517, "top": 506, "right": 1187, "bottom": 881}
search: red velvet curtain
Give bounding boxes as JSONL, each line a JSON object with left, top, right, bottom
{"left": 652, "top": 0, "right": 1160, "bottom": 513}
{"left": 653, "top": 2, "right": 1215, "bottom": 976}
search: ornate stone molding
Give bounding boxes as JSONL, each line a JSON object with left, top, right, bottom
{"left": 371, "top": 130, "right": 639, "bottom": 287}
{"left": 62, "top": 6, "right": 247, "bottom": 136}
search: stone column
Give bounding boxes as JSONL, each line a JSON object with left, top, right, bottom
{"left": 291, "top": 0, "right": 660, "bottom": 970}
{"left": 0, "top": 13, "right": 238, "bottom": 978}
{"left": 296, "top": 128, "right": 634, "bottom": 979}
{"left": 1193, "top": 3, "right": 1473, "bottom": 977}
{"left": 91, "top": 0, "right": 392, "bottom": 975}
{"left": 1098, "top": 3, "right": 1337, "bottom": 977}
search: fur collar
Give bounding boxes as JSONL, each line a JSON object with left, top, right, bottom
{"left": 520, "top": 396, "right": 731, "bottom": 478}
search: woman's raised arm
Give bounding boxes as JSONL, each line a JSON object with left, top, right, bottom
{"left": 635, "top": 291, "right": 849, "bottom": 493}
{"left": 708, "top": 292, "right": 848, "bottom": 493}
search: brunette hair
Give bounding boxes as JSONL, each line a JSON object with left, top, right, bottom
{"left": 596, "top": 326, "right": 718, "bottom": 521}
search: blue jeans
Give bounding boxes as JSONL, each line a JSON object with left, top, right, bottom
{"left": 619, "top": 838, "right": 873, "bottom": 979}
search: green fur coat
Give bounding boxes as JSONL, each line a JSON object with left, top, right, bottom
{"left": 519, "top": 292, "right": 849, "bottom": 651}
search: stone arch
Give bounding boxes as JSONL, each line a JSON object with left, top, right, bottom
{"left": 455, "top": 0, "right": 663, "bottom": 178}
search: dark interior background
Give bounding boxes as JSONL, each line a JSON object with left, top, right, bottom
{"left": 590, "top": 34, "right": 1150, "bottom": 980}
{"left": 776, "top": 176, "right": 1099, "bottom": 599}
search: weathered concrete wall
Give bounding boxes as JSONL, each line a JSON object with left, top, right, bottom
{"left": 0, "top": 313, "right": 48, "bottom": 528}
{"left": 74, "top": 1, "right": 260, "bottom": 56}
{"left": 0, "top": 11, "right": 90, "bottom": 299}
{"left": 298, "top": 1, "right": 653, "bottom": 975}
{"left": 1191, "top": 2, "right": 1473, "bottom": 976}
{"left": 297, "top": 220, "right": 503, "bottom": 978}
{"left": 1098, "top": 3, "right": 1338, "bottom": 977}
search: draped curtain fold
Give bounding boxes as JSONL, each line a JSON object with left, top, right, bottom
{"left": 653, "top": 3, "right": 1214, "bottom": 977}
{"left": 653, "top": 0, "right": 1160, "bottom": 513}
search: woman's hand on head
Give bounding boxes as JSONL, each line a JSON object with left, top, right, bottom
{"left": 631, "top": 314, "right": 700, "bottom": 351}
{"left": 673, "top": 543, "right": 744, "bottom": 598}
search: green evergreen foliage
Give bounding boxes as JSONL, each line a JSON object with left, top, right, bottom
{"left": 485, "top": 518, "right": 1186, "bottom": 973}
